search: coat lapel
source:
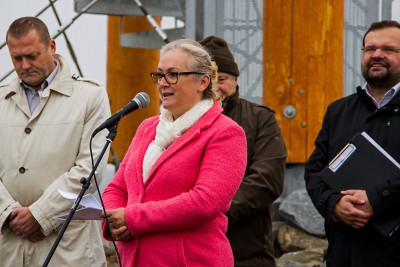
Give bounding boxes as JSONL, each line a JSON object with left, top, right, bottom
{"left": 143, "top": 124, "right": 201, "bottom": 187}
{"left": 6, "top": 79, "right": 31, "bottom": 118}
{"left": 10, "top": 92, "right": 31, "bottom": 118}
{"left": 143, "top": 102, "right": 222, "bottom": 187}
{"left": 136, "top": 118, "right": 158, "bottom": 188}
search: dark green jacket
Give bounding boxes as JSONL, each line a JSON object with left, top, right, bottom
{"left": 224, "top": 88, "right": 287, "bottom": 267}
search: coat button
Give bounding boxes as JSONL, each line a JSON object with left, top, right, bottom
{"left": 19, "top": 167, "right": 26, "bottom": 173}
{"left": 382, "top": 190, "right": 389, "bottom": 196}
{"left": 25, "top": 128, "right": 32, "bottom": 134}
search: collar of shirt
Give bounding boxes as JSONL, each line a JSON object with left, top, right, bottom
{"left": 362, "top": 82, "right": 400, "bottom": 109}
{"left": 20, "top": 61, "right": 59, "bottom": 114}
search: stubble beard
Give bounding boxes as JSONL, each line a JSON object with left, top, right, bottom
{"left": 362, "top": 63, "right": 393, "bottom": 89}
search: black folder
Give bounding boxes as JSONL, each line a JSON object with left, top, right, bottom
{"left": 318, "top": 131, "right": 400, "bottom": 237}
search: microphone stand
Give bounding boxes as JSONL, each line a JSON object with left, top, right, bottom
{"left": 42, "top": 126, "right": 117, "bottom": 267}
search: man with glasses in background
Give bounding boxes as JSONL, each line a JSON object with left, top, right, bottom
{"left": 305, "top": 20, "right": 400, "bottom": 266}
{"left": 200, "top": 36, "right": 287, "bottom": 267}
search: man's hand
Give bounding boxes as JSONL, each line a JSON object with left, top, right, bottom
{"left": 28, "top": 229, "right": 45, "bottom": 243}
{"left": 8, "top": 207, "right": 40, "bottom": 239}
{"left": 342, "top": 189, "right": 373, "bottom": 213}
{"left": 333, "top": 189, "right": 373, "bottom": 229}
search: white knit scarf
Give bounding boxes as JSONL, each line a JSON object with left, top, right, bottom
{"left": 142, "top": 99, "right": 214, "bottom": 182}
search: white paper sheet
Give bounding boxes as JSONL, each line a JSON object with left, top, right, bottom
{"left": 55, "top": 190, "right": 103, "bottom": 220}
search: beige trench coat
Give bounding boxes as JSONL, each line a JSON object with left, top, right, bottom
{"left": 0, "top": 54, "right": 111, "bottom": 266}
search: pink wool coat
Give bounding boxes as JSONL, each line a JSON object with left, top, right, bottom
{"left": 102, "top": 102, "right": 247, "bottom": 267}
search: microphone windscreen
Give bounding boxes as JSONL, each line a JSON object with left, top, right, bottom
{"left": 135, "top": 92, "right": 150, "bottom": 108}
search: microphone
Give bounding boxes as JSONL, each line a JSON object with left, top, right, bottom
{"left": 92, "top": 92, "right": 150, "bottom": 137}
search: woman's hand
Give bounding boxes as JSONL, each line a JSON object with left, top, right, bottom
{"left": 110, "top": 225, "right": 133, "bottom": 241}
{"left": 100, "top": 208, "right": 134, "bottom": 241}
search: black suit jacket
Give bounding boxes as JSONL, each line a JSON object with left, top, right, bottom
{"left": 305, "top": 87, "right": 400, "bottom": 267}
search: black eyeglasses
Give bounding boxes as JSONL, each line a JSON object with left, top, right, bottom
{"left": 150, "top": 71, "right": 205, "bottom": 85}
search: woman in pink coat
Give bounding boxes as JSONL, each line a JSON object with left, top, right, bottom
{"left": 101, "top": 39, "right": 247, "bottom": 267}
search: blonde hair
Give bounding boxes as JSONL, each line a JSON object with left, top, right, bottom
{"left": 160, "top": 39, "right": 219, "bottom": 101}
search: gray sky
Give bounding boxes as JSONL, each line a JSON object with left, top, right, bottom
{"left": 393, "top": 0, "right": 400, "bottom": 18}
{"left": 0, "top": 0, "right": 107, "bottom": 85}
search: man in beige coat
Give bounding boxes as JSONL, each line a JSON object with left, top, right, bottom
{"left": 0, "top": 17, "right": 110, "bottom": 266}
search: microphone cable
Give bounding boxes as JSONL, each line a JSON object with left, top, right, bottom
{"left": 89, "top": 136, "right": 123, "bottom": 267}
